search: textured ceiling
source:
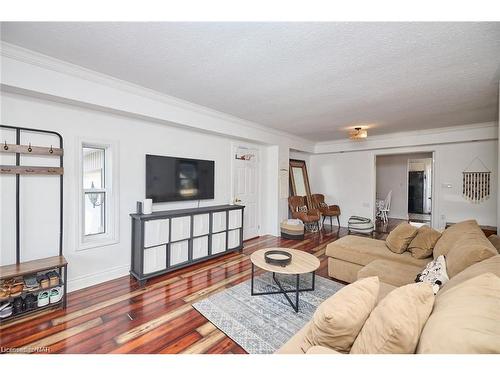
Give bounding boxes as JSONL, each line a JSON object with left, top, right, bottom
{"left": 1, "top": 22, "right": 499, "bottom": 141}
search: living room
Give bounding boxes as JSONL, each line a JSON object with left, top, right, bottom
{"left": 1, "top": 1, "right": 499, "bottom": 373}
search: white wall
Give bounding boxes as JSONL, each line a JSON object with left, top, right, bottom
{"left": 0, "top": 92, "right": 271, "bottom": 291}
{"left": 376, "top": 152, "right": 432, "bottom": 219}
{"left": 310, "top": 139, "right": 498, "bottom": 229}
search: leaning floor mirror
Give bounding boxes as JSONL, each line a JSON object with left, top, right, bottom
{"left": 289, "top": 159, "right": 313, "bottom": 207}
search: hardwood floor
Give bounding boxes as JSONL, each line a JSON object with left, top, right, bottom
{"left": 1, "top": 225, "right": 384, "bottom": 354}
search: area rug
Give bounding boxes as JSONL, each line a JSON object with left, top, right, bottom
{"left": 192, "top": 272, "right": 344, "bottom": 354}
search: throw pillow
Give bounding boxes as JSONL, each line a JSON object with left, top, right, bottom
{"left": 433, "top": 219, "right": 479, "bottom": 259}
{"left": 488, "top": 234, "right": 500, "bottom": 253}
{"left": 445, "top": 241, "right": 497, "bottom": 278}
{"left": 319, "top": 202, "right": 328, "bottom": 208}
{"left": 385, "top": 222, "right": 419, "bottom": 254}
{"left": 301, "top": 276, "right": 379, "bottom": 354}
{"left": 417, "top": 273, "right": 500, "bottom": 354}
{"left": 350, "top": 282, "right": 435, "bottom": 354}
{"left": 408, "top": 226, "right": 441, "bottom": 259}
{"left": 415, "top": 255, "right": 449, "bottom": 294}
{"left": 297, "top": 205, "right": 308, "bottom": 213}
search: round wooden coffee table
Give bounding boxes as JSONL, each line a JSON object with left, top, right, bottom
{"left": 250, "top": 248, "right": 320, "bottom": 312}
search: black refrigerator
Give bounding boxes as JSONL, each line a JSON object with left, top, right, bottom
{"left": 408, "top": 171, "right": 425, "bottom": 214}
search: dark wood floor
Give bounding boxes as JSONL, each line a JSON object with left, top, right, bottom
{"left": 0, "top": 225, "right": 388, "bottom": 354}
{"left": 374, "top": 218, "right": 406, "bottom": 234}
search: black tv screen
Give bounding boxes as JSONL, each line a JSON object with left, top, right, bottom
{"left": 146, "top": 155, "right": 215, "bottom": 203}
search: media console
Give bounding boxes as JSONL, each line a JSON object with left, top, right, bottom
{"left": 130, "top": 204, "right": 245, "bottom": 286}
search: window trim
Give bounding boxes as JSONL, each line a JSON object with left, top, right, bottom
{"left": 76, "top": 138, "right": 119, "bottom": 251}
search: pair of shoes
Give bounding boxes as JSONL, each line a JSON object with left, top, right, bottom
{"left": 38, "top": 287, "right": 63, "bottom": 307}
{"left": 23, "top": 275, "right": 39, "bottom": 292}
{"left": 47, "top": 271, "right": 60, "bottom": 287}
{"left": 0, "top": 280, "right": 24, "bottom": 299}
{"left": 12, "top": 297, "right": 25, "bottom": 314}
{"left": 0, "top": 302, "right": 13, "bottom": 318}
{"left": 9, "top": 283, "right": 24, "bottom": 298}
{"left": 25, "top": 294, "right": 37, "bottom": 310}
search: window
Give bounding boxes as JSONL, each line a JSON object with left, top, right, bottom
{"left": 83, "top": 147, "right": 106, "bottom": 236}
{"left": 78, "top": 140, "right": 118, "bottom": 250}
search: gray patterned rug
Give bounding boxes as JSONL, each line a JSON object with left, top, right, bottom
{"left": 192, "top": 272, "right": 344, "bottom": 354}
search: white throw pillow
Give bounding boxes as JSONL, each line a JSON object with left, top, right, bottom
{"left": 415, "top": 255, "right": 449, "bottom": 294}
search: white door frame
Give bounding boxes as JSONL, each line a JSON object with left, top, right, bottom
{"left": 373, "top": 150, "right": 437, "bottom": 228}
{"left": 230, "top": 142, "right": 261, "bottom": 239}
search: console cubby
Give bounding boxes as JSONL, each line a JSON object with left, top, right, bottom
{"left": 130, "top": 205, "right": 244, "bottom": 286}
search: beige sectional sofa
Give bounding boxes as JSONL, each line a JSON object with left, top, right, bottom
{"left": 277, "top": 219, "right": 500, "bottom": 354}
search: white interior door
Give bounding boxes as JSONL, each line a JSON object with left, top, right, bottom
{"left": 232, "top": 146, "right": 259, "bottom": 240}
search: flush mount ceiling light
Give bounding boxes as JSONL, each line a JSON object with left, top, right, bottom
{"left": 349, "top": 127, "right": 368, "bottom": 140}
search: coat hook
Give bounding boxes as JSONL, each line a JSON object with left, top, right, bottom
{"left": 49, "top": 145, "right": 54, "bottom": 154}
{"left": 3, "top": 141, "right": 8, "bottom": 151}
{"left": 28, "top": 143, "right": 32, "bottom": 152}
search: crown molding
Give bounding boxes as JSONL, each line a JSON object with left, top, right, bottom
{"left": 316, "top": 121, "right": 498, "bottom": 147}
{"left": 0, "top": 41, "right": 314, "bottom": 149}
{"left": 314, "top": 121, "right": 498, "bottom": 154}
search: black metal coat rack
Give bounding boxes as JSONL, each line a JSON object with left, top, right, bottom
{"left": 0, "top": 124, "right": 67, "bottom": 323}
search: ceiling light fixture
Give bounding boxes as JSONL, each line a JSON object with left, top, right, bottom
{"left": 349, "top": 127, "right": 368, "bottom": 140}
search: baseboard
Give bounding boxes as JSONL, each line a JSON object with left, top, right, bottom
{"left": 67, "top": 264, "right": 130, "bottom": 292}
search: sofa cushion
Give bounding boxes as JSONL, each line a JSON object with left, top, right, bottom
{"left": 417, "top": 273, "right": 500, "bottom": 354}
{"left": 326, "top": 236, "right": 430, "bottom": 268}
{"left": 328, "top": 258, "right": 362, "bottom": 284}
{"left": 301, "top": 277, "right": 379, "bottom": 353}
{"left": 385, "top": 223, "right": 419, "bottom": 254}
{"left": 358, "top": 260, "right": 422, "bottom": 287}
{"left": 439, "top": 254, "right": 500, "bottom": 295}
{"left": 487, "top": 234, "right": 500, "bottom": 253}
{"left": 350, "top": 282, "right": 435, "bottom": 354}
{"left": 445, "top": 240, "right": 497, "bottom": 278}
{"left": 433, "top": 219, "right": 481, "bottom": 259}
{"left": 408, "top": 226, "right": 442, "bottom": 259}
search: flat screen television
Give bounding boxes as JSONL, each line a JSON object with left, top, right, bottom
{"left": 146, "top": 155, "right": 215, "bottom": 203}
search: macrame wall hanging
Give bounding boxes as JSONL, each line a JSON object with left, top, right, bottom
{"left": 462, "top": 157, "right": 491, "bottom": 203}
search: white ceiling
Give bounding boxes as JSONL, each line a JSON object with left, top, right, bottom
{"left": 1, "top": 22, "right": 499, "bottom": 141}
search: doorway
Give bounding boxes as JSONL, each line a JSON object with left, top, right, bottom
{"left": 407, "top": 157, "right": 433, "bottom": 222}
{"left": 232, "top": 145, "right": 260, "bottom": 240}
{"left": 375, "top": 152, "right": 433, "bottom": 231}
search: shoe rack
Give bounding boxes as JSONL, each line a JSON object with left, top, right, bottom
{"left": 0, "top": 124, "right": 68, "bottom": 324}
